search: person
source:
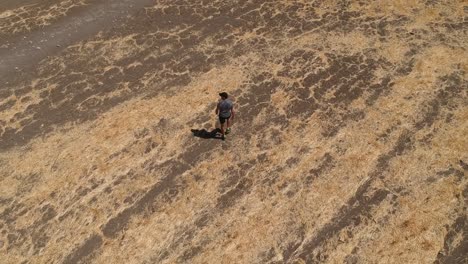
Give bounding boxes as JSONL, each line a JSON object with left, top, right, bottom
{"left": 215, "top": 92, "right": 235, "bottom": 140}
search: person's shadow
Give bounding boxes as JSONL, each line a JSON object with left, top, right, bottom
{"left": 191, "top": 128, "right": 222, "bottom": 139}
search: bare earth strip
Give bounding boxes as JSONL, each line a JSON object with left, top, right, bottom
{"left": 0, "top": 0, "right": 155, "bottom": 82}
{"left": 0, "top": 1, "right": 467, "bottom": 264}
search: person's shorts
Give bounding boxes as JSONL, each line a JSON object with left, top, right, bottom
{"left": 219, "top": 114, "right": 231, "bottom": 124}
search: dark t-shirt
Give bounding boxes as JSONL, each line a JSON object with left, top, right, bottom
{"left": 218, "top": 99, "right": 233, "bottom": 118}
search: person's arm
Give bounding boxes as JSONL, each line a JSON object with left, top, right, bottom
{"left": 215, "top": 102, "right": 219, "bottom": 115}
{"left": 231, "top": 105, "right": 235, "bottom": 119}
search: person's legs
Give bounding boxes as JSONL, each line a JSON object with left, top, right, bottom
{"left": 219, "top": 116, "right": 226, "bottom": 139}
{"left": 226, "top": 117, "right": 231, "bottom": 134}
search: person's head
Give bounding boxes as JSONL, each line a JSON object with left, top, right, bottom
{"left": 219, "top": 92, "right": 228, "bottom": 100}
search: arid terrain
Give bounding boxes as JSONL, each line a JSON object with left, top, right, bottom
{"left": 0, "top": 0, "right": 467, "bottom": 263}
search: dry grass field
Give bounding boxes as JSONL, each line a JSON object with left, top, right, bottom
{"left": 0, "top": 0, "right": 467, "bottom": 263}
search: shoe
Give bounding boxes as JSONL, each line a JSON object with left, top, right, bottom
{"left": 226, "top": 128, "right": 231, "bottom": 134}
